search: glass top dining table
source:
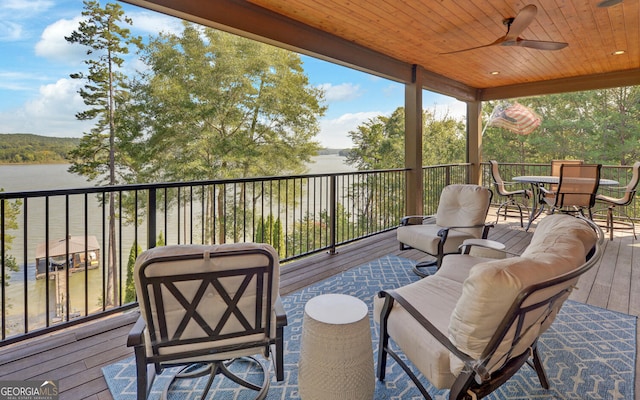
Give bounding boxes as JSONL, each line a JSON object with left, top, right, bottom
{"left": 512, "top": 175, "right": 619, "bottom": 231}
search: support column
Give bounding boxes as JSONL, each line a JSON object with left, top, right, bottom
{"left": 467, "top": 101, "right": 482, "bottom": 184}
{"left": 405, "top": 65, "right": 424, "bottom": 216}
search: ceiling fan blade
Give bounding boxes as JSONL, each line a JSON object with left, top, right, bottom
{"left": 597, "top": 0, "right": 623, "bottom": 7}
{"left": 440, "top": 37, "right": 504, "bottom": 55}
{"left": 505, "top": 4, "right": 537, "bottom": 41}
{"left": 511, "top": 39, "right": 568, "bottom": 50}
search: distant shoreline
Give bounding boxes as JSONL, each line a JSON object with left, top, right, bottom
{"left": 0, "top": 160, "right": 70, "bottom": 165}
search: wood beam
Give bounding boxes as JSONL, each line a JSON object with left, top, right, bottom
{"left": 480, "top": 69, "right": 640, "bottom": 100}
{"left": 122, "top": 0, "right": 478, "bottom": 100}
{"left": 123, "top": 0, "right": 411, "bottom": 81}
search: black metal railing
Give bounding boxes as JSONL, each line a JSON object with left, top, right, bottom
{"left": 422, "top": 163, "right": 471, "bottom": 214}
{"left": 1, "top": 161, "right": 635, "bottom": 345}
{"left": 0, "top": 168, "right": 408, "bottom": 344}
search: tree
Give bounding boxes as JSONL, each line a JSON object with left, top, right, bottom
{"left": 346, "top": 107, "right": 466, "bottom": 169}
{"left": 130, "top": 23, "right": 326, "bottom": 243}
{"left": 346, "top": 106, "right": 466, "bottom": 223}
{"left": 1, "top": 192, "right": 21, "bottom": 286}
{"left": 346, "top": 107, "right": 405, "bottom": 170}
{"left": 123, "top": 241, "right": 141, "bottom": 304}
{"left": 482, "top": 86, "right": 640, "bottom": 165}
{"left": 65, "top": 0, "right": 142, "bottom": 307}
{"left": 255, "top": 214, "right": 285, "bottom": 257}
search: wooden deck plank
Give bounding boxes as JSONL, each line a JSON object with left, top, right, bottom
{"left": 587, "top": 238, "right": 619, "bottom": 309}
{"left": 0, "top": 212, "right": 637, "bottom": 400}
{"left": 608, "top": 235, "right": 634, "bottom": 313}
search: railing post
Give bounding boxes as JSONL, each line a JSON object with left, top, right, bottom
{"left": 329, "top": 175, "right": 337, "bottom": 255}
{"left": 148, "top": 188, "right": 157, "bottom": 249}
{"left": 1, "top": 199, "right": 5, "bottom": 340}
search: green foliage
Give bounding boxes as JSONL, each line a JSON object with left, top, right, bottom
{"left": 345, "top": 106, "right": 465, "bottom": 230}
{"left": 346, "top": 107, "right": 466, "bottom": 170}
{"left": 65, "top": 0, "right": 143, "bottom": 184}
{"left": 482, "top": 86, "right": 640, "bottom": 165}
{"left": 124, "top": 24, "right": 327, "bottom": 241}
{"left": 255, "top": 215, "right": 285, "bottom": 257}
{"left": 130, "top": 23, "right": 325, "bottom": 183}
{"left": 65, "top": 0, "right": 143, "bottom": 307}
{"left": 1, "top": 192, "right": 22, "bottom": 285}
{"left": 0, "top": 134, "right": 79, "bottom": 164}
{"left": 123, "top": 241, "right": 141, "bottom": 303}
{"left": 285, "top": 204, "right": 356, "bottom": 257}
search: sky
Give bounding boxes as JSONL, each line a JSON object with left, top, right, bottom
{"left": 0, "top": 0, "right": 466, "bottom": 149}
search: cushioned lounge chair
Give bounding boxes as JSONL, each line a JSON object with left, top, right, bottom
{"left": 376, "top": 214, "right": 604, "bottom": 400}
{"left": 397, "top": 184, "right": 493, "bottom": 277}
{"left": 127, "top": 242, "right": 287, "bottom": 400}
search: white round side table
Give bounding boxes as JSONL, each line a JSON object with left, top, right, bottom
{"left": 298, "top": 293, "right": 375, "bottom": 400}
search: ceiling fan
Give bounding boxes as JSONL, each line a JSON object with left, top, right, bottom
{"left": 441, "top": 4, "right": 568, "bottom": 55}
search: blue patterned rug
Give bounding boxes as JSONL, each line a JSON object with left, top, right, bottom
{"left": 103, "top": 255, "right": 636, "bottom": 399}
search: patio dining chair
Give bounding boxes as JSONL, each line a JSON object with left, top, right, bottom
{"left": 548, "top": 159, "right": 584, "bottom": 192}
{"left": 595, "top": 161, "right": 640, "bottom": 240}
{"left": 489, "top": 160, "right": 531, "bottom": 227}
{"left": 541, "top": 163, "right": 601, "bottom": 219}
{"left": 397, "top": 184, "right": 493, "bottom": 277}
{"left": 127, "top": 242, "right": 287, "bottom": 400}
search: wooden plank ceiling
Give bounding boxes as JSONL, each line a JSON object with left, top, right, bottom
{"left": 125, "top": 0, "right": 639, "bottom": 101}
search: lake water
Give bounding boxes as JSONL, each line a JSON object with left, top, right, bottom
{"left": 0, "top": 155, "right": 354, "bottom": 192}
{"left": 0, "top": 155, "right": 354, "bottom": 331}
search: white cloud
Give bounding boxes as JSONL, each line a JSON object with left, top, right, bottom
{"left": 0, "top": 78, "right": 92, "bottom": 137}
{"left": 0, "top": 0, "right": 54, "bottom": 41}
{"left": 1, "top": 0, "right": 54, "bottom": 13}
{"left": 319, "top": 111, "right": 383, "bottom": 149}
{"left": 129, "top": 11, "right": 183, "bottom": 35}
{"left": 0, "top": 71, "right": 38, "bottom": 91}
{"left": 317, "top": 83, "right": 362, "bottom": 102}
{"left": 35, "top": 17, "right": 87, "bottom": 64}
{"left": 319, "top": 99, "right": 468, "bottom": 149}
{"left": 425, "top": 100, "right": 467, "bottom": 121}
{"left": 0, "top": 21, "right": 23, "bottom": 41}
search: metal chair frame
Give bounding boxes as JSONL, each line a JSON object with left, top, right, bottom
{"left": 127, "top": 246, "right": 287, "bottom": 400}
{"left": 379, "top": 216, "right": 604, "bottom": 400}
{"left": 489, "top": 160, "right": 531, "bottom": 227}
{"left": 541, "top": 163, "right": 601, "bottom": 219}
{"left": 594, "top": 161, "right": 640, "bottom": 240}
{"left": 398, "top": 185, "right": 493, "bottom": 277}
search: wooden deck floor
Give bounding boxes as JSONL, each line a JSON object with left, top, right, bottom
{"left": 0, "top": 212, "right": 638, "bottom": 399}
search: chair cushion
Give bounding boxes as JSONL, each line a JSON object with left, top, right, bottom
{"left": 436, "top": 254, "right": 495, "bottom": 284}
{"left": 447, "top": 214, "right": 597, "bottom": 376}
{"left": 396, "top": 224, "right": 477, "bottom": 255}
{"left": 134, "top": 243, "right": 281, "bottom": 362}
{"left": 373, "top": 275, "right": 463, "bottom": 389}
{"left": 436, "top": 184, "right": 491, "bottom": 237}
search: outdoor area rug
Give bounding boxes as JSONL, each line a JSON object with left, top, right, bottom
{"left": 103, "top": 255, "right": 637, "bottom": 399}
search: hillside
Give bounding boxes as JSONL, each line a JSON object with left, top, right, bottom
{"left": 0, "top": 133, "right": 80, "bottom": 164}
